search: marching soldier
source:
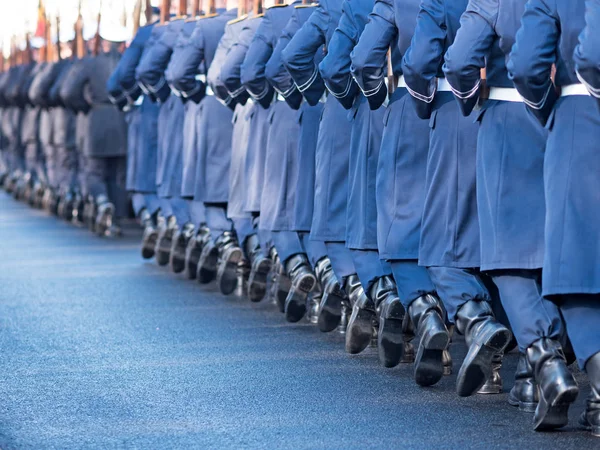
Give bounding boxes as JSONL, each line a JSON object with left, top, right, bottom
{"left": 136, "top": 15, "right": 189, "bottom": 264}
{"left": 402, "top": 0, "right": 511, "bottom": 397}
{"left": 509, "top": 0, "right": 597, "bottom": 433}
{"left": 61, "top": 27, "right": 129, "bottom": 237}
{"left": 351, "top": 0, "right": 448, "bottom": 387}
{"left": 167, "top": 0, "right": 239, "bottom": 284}
{"left": 220, "top": 7, "right": 274, "bottom": 303}
{"left": 443, "top": 0, "right": 568, "bottom": 414}
{"left": 243, "top": 0, "right": 322, "bottom": 323}
{"left": 319, "top": 0, "right": 407, "bottom": 365}
{"left": 107, "top": 13, "right": 162, "bottom": 258}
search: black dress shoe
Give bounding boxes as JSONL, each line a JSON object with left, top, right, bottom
{"left": 408, "top": 294, "right": 450, "bottom": 387}
{"left": 156, "top": 215, "right": 177, "bottom": 266}
{"left": 95, "top": 200, "right": 116, "bottom": 237}
{"left": 373, "top": 276, "right": 406, "bottom": 368}
{"left": 345, "top": 275, "right": 374, "bottom": 354}
{"left": 185, "top": 225, "right": 210, "bottom": 279}
{"left": 284, "top": 254, "right": 317, "bottom": 323}
{"left": 246, "top": 234, "right": 272, "bottom": 302}
{"left": 527, "top": 338, "right": 579, "bottom": 431}
{"left": 477, "top": 352, "right": 503, "bottom": 395}
{"left": 315, "top": 257, "right": 344, "bottom": 332}
{"left": 455, "top": 300, "right": 512, "bottom": 397}
{"left": 216, "top": 233, "right": 243, "bottom": 295}
{"left": 508, "top": 352, "right": 538, "bottom": 413}
{"left": 579, "top": 351, "right": 600, "bottom": 437}
{"left": 141, "top": 210, "right": 159, "bottom": 259}
{"left": 170, "top": 223, "right": 195, "bottom": 274}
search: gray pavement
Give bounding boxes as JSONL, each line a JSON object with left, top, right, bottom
{"left": 0, "top": 192, "right": 597, "bottom": 449}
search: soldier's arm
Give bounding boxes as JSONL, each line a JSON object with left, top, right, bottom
{"left": 108, "top": 25, "right": 154, "bottom": 109}
{"left": 241, "top": 15, "right": 275, "bottom": 109}
{"left": 60, "top": 59, "right": 92, "bottom": 114}
{"left": 136, "top": 24, "right": 179, "bottom": 103}
{"left": 507, "top": 0, "right": 559, "bottom": 126}
{"left": 401, "top": 0, "right": 446, "bottom": 119}
{"left": 265, "top": 8, "right": 311, "bottom": 110}
{"left": 319, "top": 0, "right": 361, "bottom": 110}
{"left": 575, "top": 0, "right": 600, "bottom": 106}
{"left": 443, "top": 0, "right": 498, "bottom": 117}
{"left": 221, "top": 22, "right": 258, "bottom": 104}
{"left": 208, "top": 21, "right": 238, "bottom": 108}
{"left": 29, "top": 63, "right": 61, "bottom": 108}
{"left": 168, "top": 23, "right": 207, "bottom": 104}
{"left": 350, "top": 0, "right": 396, "bottom": 110}
{"left": 281, "top": 6, "right": 328, "bottom": 106}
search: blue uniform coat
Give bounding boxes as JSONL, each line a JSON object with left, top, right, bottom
{"left": 402, "top": 0, "right": 481, "bottom": 268}
{"left": 508, "top": 0, "right": 600, "bottom": 296}
{"left": 443, "top": 0, "right": 548, "bottom": 271}
{"left": 351, "top": 0, "right": 429, "bottom": 260}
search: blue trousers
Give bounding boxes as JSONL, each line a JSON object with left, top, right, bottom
{"left": 169, "top": 197, "right": 191, "bottom": 227}
{"left": 272, "top": 231, "right": 304, "bottom": 265}
{"left": 427, "top": 267, "right": 490, "bottom": 324}
{"left": 232, "top": 217, "right": 254, "bottom": 249}
{"left": 131, "top": 193, "right": 160, "bottom": 217}
{"left": 188, "top": 200, "right": 206, "bottom": 227}
{"left": 325, "top": 242, "right": 355, "bottom": 282}
{"left": 299, "top": 232, "right": 327, "bottom": 268}
{"left": 490, "top": 269, "right": 564, "bottom": 353}
{"left": 205, "top": 204, "right": 233, "bottom": 235}
{"left": 389, "top": 259, "right": 436, "bottom": 309}
{"left": 351, "top": 249, "right": 392, "bottom": 292}
{"left": 558, "top": 294, "right": 600, "bottom": 369}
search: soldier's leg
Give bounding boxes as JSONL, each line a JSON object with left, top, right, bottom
{"left": 184, "top": 200, "right": 209, "bottom": 279}
{"left": 558, "top": 294, "right": 600, "bottom": 437}
{"left": 389, "top": 259, "right": 448, "bottom": 387}
{"left": 197, "top": 204, "right": 234, "bottom": 284}
{"left": 107, "top": 156, "right": 128, "bottom": 220}
{"left": 131, "top": 193, "right": 147, "bottom": 218}
{"left": 169, "top": 197, "right": 194, "bottom": 274}
{"left": 491, "top": 269, "right": 566, "bottom": 412}
{"left": 216, "top": 216, "right": 254, "bottom": 296}
{"left": 348, "top": 250, "right": 408, "bottom": 367}
{"left": 428, "top": 266, "right": 511, "bottom": 397}
{"left": 245, "top": 218, "right": 273, "bottom": 302}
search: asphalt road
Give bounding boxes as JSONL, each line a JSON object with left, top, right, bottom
{"left": 0, "top": 192, "right": 597, "bottom": 449}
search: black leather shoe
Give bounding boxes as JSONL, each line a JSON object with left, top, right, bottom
{"left": 84, "top": 196, "right": 98, "bottom": 233}
{"left": 373, "top": 276, "right": 406, "bottom": 368}
{"left": 141, "top": 211, "right": 159, "bottom": 259}
{"left": 244, "top": 234, "right": 271, "bottom": 302}
{"left": 197, "top": 231, "right": 237, "bottom": 284}
{"left": 170, "top": 223, "right": 195, "bottom": 274}
{"left": 455, "top": 300, "right": 512, "bottom": 397}
{"left": 314, "top": 257, "right": 344, "bottom": 332}
{"left": 95, "top": 198, "right": 116, "bottom": 237}
{"left": 274, "top": 255, "right": 291, "bottom": 313}
{"left": 185, "top": 225, "right": 210, "bottom": 279}
{"left": 527, "top": 338, "right": 579, "bottom": 431}
{"left": 508, "top": 352, "right": 538, "bottom": 413}
{"left": 579, "top": 351, "right": 600, "bottom": 437}
{"left": 71, "top": 192, "right": 85, "bottom": 226}
{"left": 57, "top": 190, "right": 75, "bottom": 221}
{"left": 284, "top": 254, "right": 317, "bottom": 323}
{"left": 477, "top": 352, "right": 503, "bottom": 395}
{"left": 345, "top": 275, "right": 374, "bottom": 354}
{"left": 156, "top": 215, "right": 177, "bottom": 266}
{"left": 216, "top": 233, "right": 243, "bottom": 295}
{"left": 408, "top": 294, "right": 450, "bottom": 387}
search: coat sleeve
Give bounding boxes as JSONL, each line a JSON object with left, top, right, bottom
{"left": 208, "top": 23, "right": 237, "bottom": 108}
{"left": 350, "top": 0, "right": 396, "bottom": 110}
{"left": 443, "top": 0, "right": 498, "bottom": 116}
{"left": 60, "top": 59, "right": 92, "bottom": 114}
{"left": 221, "top": 23, "right": 256, "bottom": 104}
{"left": 507, "top": 0, "right": 559, "bottom": 125}
{"left": 265, "top": 10, "right": 306, "bottom": 110}
{"left": 319, "top": 1, "right": 360, "bottom": 110}
{"left": 401, "top": 0, "right": 446, "bottom": 119}
{"left": 136, "top": 25, "right": 179, "bottom": 103}
{"left": 168, "top": 24, "right": 207, "bottom": 104}
{"left": 29, "top": 63, "right": 60, "bottom": 108}
{"left": 241, "top": 15, "right": 275, "bottom": 108}
{"left": 574, "top": 0, "right": 600, "bottom": 106}
{"left": 281, "top": 6, "right": 327, "bottom": 106}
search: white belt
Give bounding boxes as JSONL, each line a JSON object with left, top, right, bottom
{"left": 437, "top": 77, "right": 452, "bottom": 92}
{"left": 397, "top": 74, "right": 407, "bottom": 88}
{"left": 275, "top": 93, "right": 286, "bottom": 102}
{"left": 205, "top": 85, "right": 214, "bottom": 96}
{"left": 488, "top": 87, "right": 524, "bottom": 102}
{"left": 134, "top": 96, "right": 144, "bottom": 106}
{"left": 561, "top": 83, "right": 591, "bottom": 97}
